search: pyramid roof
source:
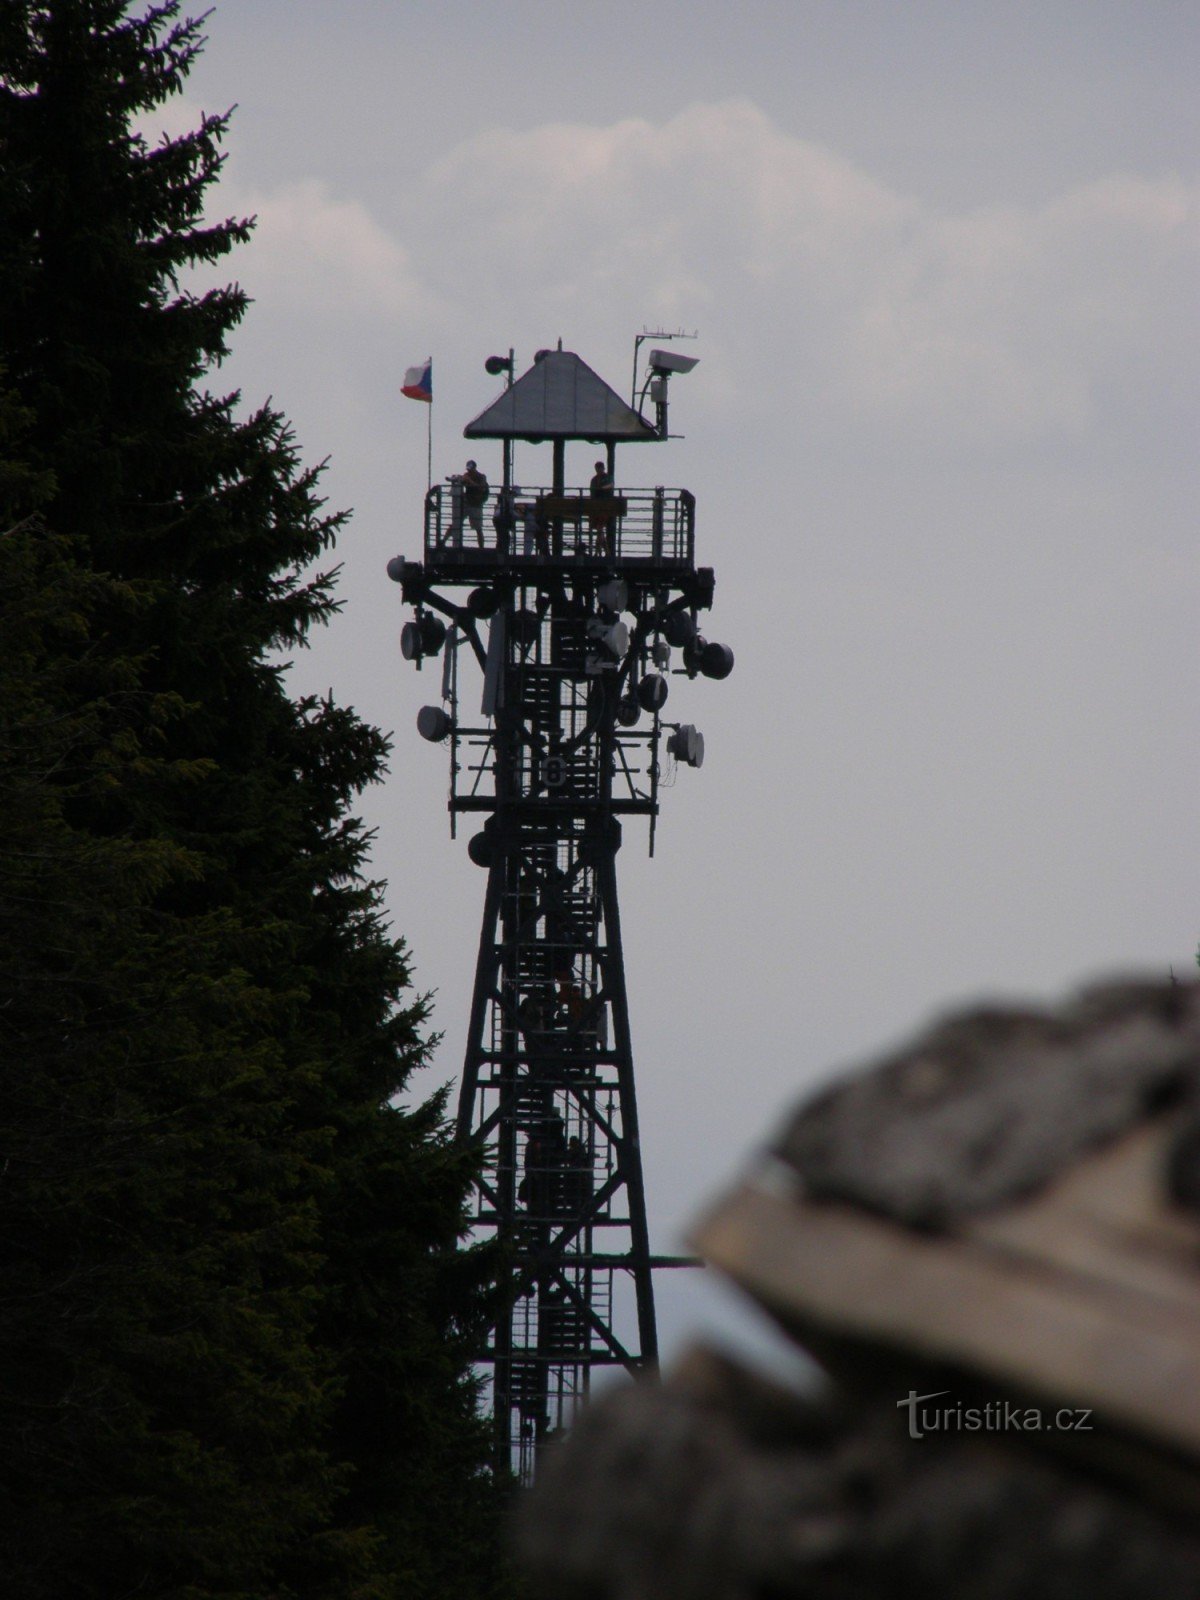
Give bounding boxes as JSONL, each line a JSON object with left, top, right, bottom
{"left": 464, "top": 349, "right": 659, "bottom": 443}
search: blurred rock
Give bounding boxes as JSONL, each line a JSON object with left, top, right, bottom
{"left": 518, "top": 977, "right": 1200, "bottom": 1598}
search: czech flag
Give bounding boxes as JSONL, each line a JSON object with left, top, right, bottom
{"left": 401, "top": 357, "right": 432, "bottom": 403}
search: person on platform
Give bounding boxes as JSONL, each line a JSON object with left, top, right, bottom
{"left": 492, "top": 484, "right": 517, "bottom": 554}
{"left": 460, "top": 459, "right": 490, "bottom": 547}
{"left": 589, "top": 459, "right": 615, "bottom": 556}
{"left": 555, "top": 965, "right": 588, "bottom": 1027}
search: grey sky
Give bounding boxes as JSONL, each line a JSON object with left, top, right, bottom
{"left": 171, "top": 0, "right": 1198, "bottom": 1367}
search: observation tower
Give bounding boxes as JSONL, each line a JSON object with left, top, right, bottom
{"left": 388, "top": 343, "right": 732, "bottom": 1481}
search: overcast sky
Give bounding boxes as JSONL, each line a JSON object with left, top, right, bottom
{"left": 165, "top": 0, "right": 1198, "bottom": 1370}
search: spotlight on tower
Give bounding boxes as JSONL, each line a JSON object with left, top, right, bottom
{"left": 485, "top": 354, "right": 513, "bottom": 376}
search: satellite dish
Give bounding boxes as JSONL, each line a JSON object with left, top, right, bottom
{"left": 586, "top": 617, "right": 629, "bottom": 662}
{"left": 662, "top": 611, "right": 696, "bottom": 647}
{"left": 419, "top": 614, "right": 447, "bottom": 655}
{"left": 597, "top": 578, "right": 629, "bottom": 614}
{"left": 417, "top": 705, "right": 451, "bottom": 743}
{"left": 637, "top": 674, "right": 668, "bottom": 712}
{"left": 467, "top": 830, "right": 493, "bottom": 868}
{"left": 667, "top": 724, "right": 704, "bottom": 768}
{"left": 699, "top": 641, "right": 734, "bottom": 680}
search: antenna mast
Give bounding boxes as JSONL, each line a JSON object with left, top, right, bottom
{"left": 388, "top": 343, "right": 731, "bottom": 1484}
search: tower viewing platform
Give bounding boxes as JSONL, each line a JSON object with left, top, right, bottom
{"left": 422, "top": 479, "right": 696, "bottom": 577}
{"left": 418, "top": 343, "right": 697, "bottom": 583}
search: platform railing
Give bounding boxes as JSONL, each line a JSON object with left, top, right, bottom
{"left": 424, "top": 482, "right": 695, "bottom": 565}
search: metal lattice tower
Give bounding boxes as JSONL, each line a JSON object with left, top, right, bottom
{"left": 388, "top": 345, "right": 731, "bottom": 1482}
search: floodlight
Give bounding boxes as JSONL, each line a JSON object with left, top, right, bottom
{"left": 485, "top": 354, "right": 513, "bottom": 376}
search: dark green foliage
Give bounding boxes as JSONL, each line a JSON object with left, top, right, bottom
{"left": 0, "top": 6, "right": 514, "bottom": 1595}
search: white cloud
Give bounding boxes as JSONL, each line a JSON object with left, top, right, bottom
{"left": 233, "top": 178, "right": 436, "bottom": 321}
{"left": 846, "top": 173, "right": 1199, "bottom": 435}
{"left": 169, "top": 96, "right": 1196, "bottom": 453}
{"left": 133, "top": 98, "right": 436, "bottom": 325}
{"left": 403, "top": 99, "right": 1199, "bottom": 446}
{"left": 417, "top": 100, "right": 906, "bottom": 331}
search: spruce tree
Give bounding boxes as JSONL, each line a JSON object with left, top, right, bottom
{"left": 0, "top": 6, "right": 512, "bottom": 1596}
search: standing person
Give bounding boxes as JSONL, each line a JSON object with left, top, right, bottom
{"left": 589, "top": 459, "right": 614, "bottom": 556}
{"left": 522, "top": 498, "right": 548, "bottom": 557}
{"left": 462, "top": 459, "right": 490, "bottom": 547}
{"left": 492, "top": 484, "right": 517, "bottom": 555}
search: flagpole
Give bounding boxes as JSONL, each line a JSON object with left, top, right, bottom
{"left": 402, "top": 356, "right": 434, "bottom": 489}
